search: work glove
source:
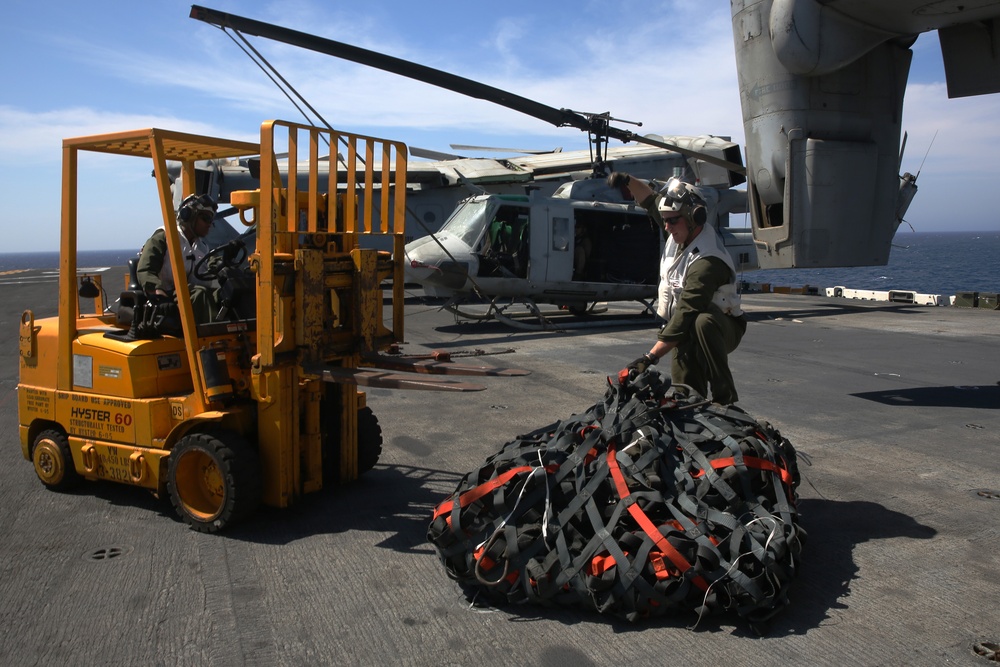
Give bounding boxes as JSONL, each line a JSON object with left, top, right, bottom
{"left": 617, "top": 353, "right": 655, "bottom": 385}
{"left": 606, "top": 171, "right": 630, "bottom": 189}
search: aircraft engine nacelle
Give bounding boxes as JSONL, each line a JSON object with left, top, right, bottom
{"left": 731, "top": 0, "right": 913, "bottom": 269}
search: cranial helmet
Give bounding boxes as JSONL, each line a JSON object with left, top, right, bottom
{"left": 657, "top": 177, "right": 707, "bottom": 226}
{"left": 178, "top": 194, "right": 218, "bottom": 226}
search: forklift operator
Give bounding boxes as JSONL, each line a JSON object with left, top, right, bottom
{"left": 136, "top": 193, "right": 219, "bottom": 324}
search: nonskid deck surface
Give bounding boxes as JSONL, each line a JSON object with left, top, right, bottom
{"left": 1, "top": 267, "right": 998, "bottom": 666}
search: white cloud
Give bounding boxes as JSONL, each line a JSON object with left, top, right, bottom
{"left": 0, "top": 105, "right": 240, "bottom": 164}
{"left": 2, "top": 0, "right": 997, "bottom": 254}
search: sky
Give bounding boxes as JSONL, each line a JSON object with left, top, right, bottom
{"left": 1, "top": 0, "right": 998, "bottom": 253}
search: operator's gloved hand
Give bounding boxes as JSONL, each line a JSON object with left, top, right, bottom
{"left": 617, "top": 353, "right": 655, "bottom": 385}
{"left": 145, "top": 292, "right": 171, "bottom": 307}
{"left": 607, "top": 171, "right": 631, "bottom": 189}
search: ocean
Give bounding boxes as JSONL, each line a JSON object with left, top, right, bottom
{"left": 1, "top": 230, "right": 997, "bottom": 296}
{"left": 0, "top": 249, "right": 138, "bottom": 273}
{"left": 743, "top": 230, "right": 999, "bottom": 296}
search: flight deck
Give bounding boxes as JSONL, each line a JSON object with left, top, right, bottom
{"left": 1, "top": 268, "right": 998, "bottom": 666}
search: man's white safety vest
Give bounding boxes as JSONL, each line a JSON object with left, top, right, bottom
{"left": 657, "top": 223, "right": 743, "bottom": 320}
{"left": 158, "top": 226, "right": 214, "bottom": 293}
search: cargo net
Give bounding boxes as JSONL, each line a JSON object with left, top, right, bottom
{"left": 428, "top": 369, "right": 806, "bottom": 629}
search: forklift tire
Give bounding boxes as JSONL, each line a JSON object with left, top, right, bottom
{"left": 31, "top": 429, "right": 81, "bottom": 491}
{"left": 357, "top": 406, "right": 383, "bottom": 476}
{"left": 167, "top": 430, "right": 262, "bottom": 533}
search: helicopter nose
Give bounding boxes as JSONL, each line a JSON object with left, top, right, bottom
{"left": 403, "top": 236, "right": 441, "bottom": 283}
{"left": 405, "top": 257, "right": 471, "bottom": 290}
{"left": 403, "top": 235, "right": 473, "bottom": 291}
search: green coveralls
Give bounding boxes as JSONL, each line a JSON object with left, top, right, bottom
{"left": 642, "top": 195, "right": 747, "bottom": 404}
{"left": 136, "top": 228, "right": 217, "bottom": 324}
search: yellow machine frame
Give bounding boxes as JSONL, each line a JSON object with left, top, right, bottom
{"left": 17, "top": 120, "right": 408, "bottom": 530}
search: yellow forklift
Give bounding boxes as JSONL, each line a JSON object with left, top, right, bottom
{"left": 18, "top": 119, "right": 513, "bottom": 532}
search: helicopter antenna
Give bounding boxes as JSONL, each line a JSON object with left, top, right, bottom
{"left": 898, "top": 131, "right": 907, "bottom": 173}
{"left": 916, "top": 130, "right": 938, "bottom": 179}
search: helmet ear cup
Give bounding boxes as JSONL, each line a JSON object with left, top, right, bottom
{"left": 684, "top": 204, "right": 707, "bottom": 226}
{"left": 177, "top": 194, "right": 199, "bottom": 224}
{"left": 177, "top": 194, "right": 216, "bottom": 225}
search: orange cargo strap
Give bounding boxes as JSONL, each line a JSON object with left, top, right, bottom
{"left": 692, "top": 455, "right": 794, "bottom": 487}
{"left": 605, "top": 445, "right": 710, "bottom": 592}
{"left": 433, "top": 464, "right": 558, "bottom": 524}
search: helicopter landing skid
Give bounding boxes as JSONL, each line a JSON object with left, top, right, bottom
{"left": 444, "top": 298, "right": 559, "bottom": 330}
{"left": 445, "top": 297, "right": 656, "bottom": 332}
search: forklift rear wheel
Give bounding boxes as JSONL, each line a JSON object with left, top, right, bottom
{"left": 167, "top": 430, "right": 262, "bottom": 533}
{"left": 357, "top": 406, "right": 383, "bottom": 475}
{"left": 31, "top": 429, "right": 81, "bottom": 491}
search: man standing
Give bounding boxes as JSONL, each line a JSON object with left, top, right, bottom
{"left": 609, "top": 173, "right": 747, "bottom": 405}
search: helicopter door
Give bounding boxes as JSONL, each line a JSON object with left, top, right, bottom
{"left": 540, "top": 204, "right": 575, "bottom": 283}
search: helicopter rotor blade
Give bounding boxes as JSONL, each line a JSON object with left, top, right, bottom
{"left": 449, "top": 144, "right": 562, "bottom": 155}
{"left": 190, "top": 5, "right": 746, "bottom": 177}
{"left": 191, "top": 5, "right": 586, "bottom": 130}
{"left": 410, "top": 146, "right": 465, "bottom": 160}
{"left": 625, "top": 134, "right": 745, "bottom": 175}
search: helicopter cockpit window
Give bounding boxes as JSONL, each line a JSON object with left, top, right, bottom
{"left": 439, "top": 199, "right": 492, "bottom": 248}
{"left": 475, "top": 203, "right": 530, "bottom": 279}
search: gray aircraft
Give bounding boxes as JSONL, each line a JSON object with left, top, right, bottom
{"left": 186, "top": 2, "right": 998, "bottom": 312}
{"left": 186, "top": 6, "right": 759, "bottom": 321}
{"left": 179, "top": 7, "right": 751, "bottom": 257}
{"left": 731, "top": 0, "right": 1000, "bottom": 268}
{"left": 175, "top": 133, "right": 744, "bottom": 250}
{"left": 403, "top": 178, "right": 756, "bottom": 324}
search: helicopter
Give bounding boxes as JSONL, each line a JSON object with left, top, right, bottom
{"left": 173, "top": 7, "right": 753, "bottom": 254}
{"left": 170, "top": 133, "right": 744, "bottom": 251}
{"left": 403, "top": 177, "right": 757, "bottom": 325}
{"left": 188, "top": 6, "right": 757, "bottom": 324}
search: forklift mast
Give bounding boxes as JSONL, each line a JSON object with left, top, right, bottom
{"left": 234, "top": 120, "right": 407, "bottom": 505}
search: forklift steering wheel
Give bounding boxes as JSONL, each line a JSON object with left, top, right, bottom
{"left": 194, "top": 240, "right": 248, "bottom": 281}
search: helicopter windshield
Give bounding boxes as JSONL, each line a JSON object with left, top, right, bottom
{"left": 438, "top": 198, "right": 494, "bottom": 248}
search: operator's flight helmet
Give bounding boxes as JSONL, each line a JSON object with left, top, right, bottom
{"left": 657, "top": 177, "right": 707, "bottom": 226}
{"left": 177, "top": 194, "right": 218, "bottom": 227}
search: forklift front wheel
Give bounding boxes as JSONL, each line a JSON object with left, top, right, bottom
{"left": 32, "top": 429, "right": 81, "bottom": 491}
{"left": 167, "top": 431, "right": 262, "bottom": 533}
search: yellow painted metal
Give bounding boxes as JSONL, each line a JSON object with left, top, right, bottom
{"left": 22, "top": 119, "right": 408, "bottom": 526}
{"left": 67, "top": 437, "right": 168, "bottom": 491}
{"left": 352, "top": 248, "right": 379, "bottom": 353}
{"left": 296, "top": 248, "right": 325, "bottom": 363}
{"left": 301, "top": 379, "right": 323, "bottom": 494}
{"left": 58, "top": 143, "right": 78, "bottom": 392}
{"left": 73, "top": 333, "right": 192, "bottom": 397}
{"left": 19, "top": 310, "right": 36, "bottom": 360}
{"left": 149, "top": 135, "right": 205, "bottom": 414}
{"left": 255, "top": 366, "right": 297, "bottom": 507}
{"left": 339, "top": 387, "right": 359, "bottom": 482}
{"left": 55, "top": 128, "right": 259, "bottom": 396}
{"left": 249, "top": 120, "right": 407, "bottom": 494}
